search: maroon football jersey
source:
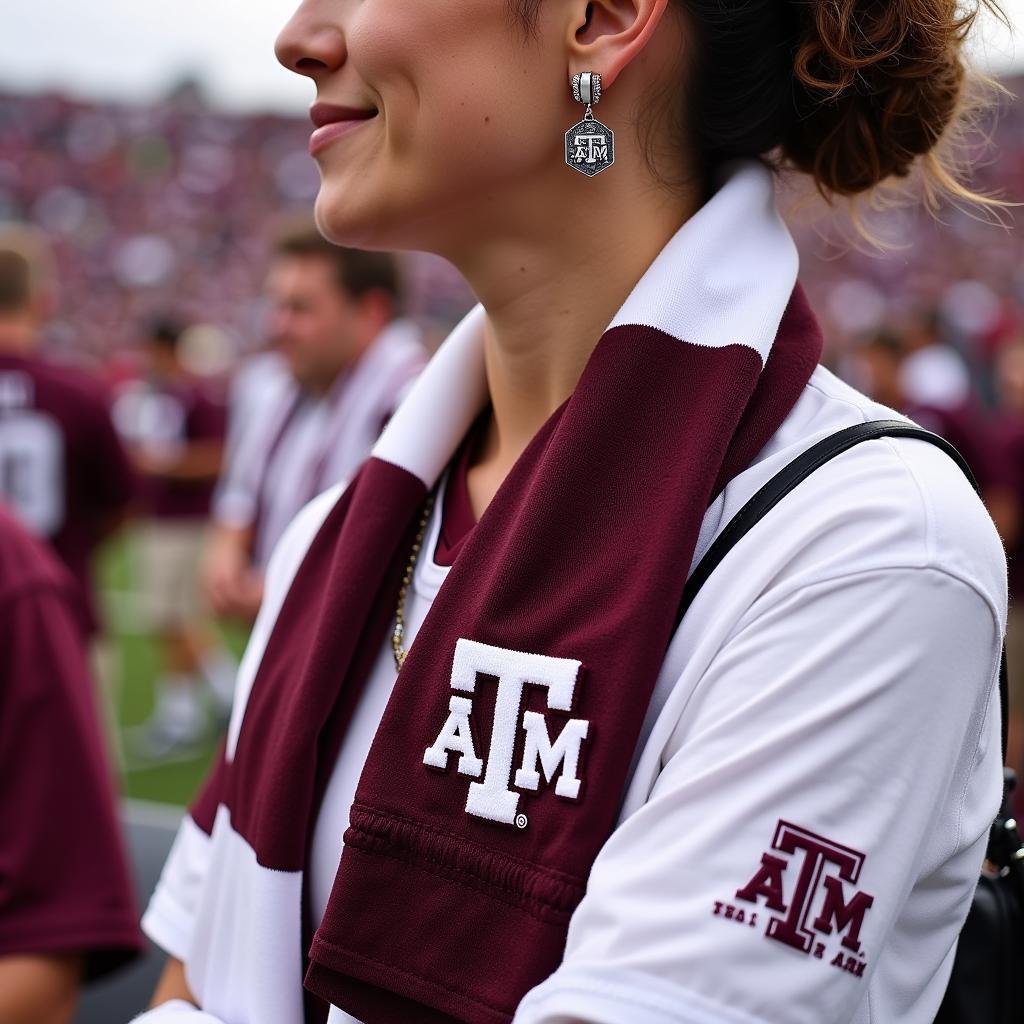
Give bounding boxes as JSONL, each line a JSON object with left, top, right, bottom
{"left": 0, "top": 503, "right": 142, "bottom": 976}
{"left": 112, "top": 376, "right": 227, "bottom": 519}
{"left": 0, "top": 352, "right": 136, "bottom": 630}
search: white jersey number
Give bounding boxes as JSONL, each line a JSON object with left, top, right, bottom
{"left": 0, "top": 413, "right": 66, "bottom": 536}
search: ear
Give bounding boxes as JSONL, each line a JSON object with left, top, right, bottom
{"left": 565, "top": 0, "right": 671, "bottom": 90}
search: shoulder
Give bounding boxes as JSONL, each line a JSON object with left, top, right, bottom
{"left": 710, "top": 365, "right": 1007, "bottom": 619}
{"left": 28, "top": 358, "right": 120, "bottom": 440}
{"left": 32, "top": 356, "right": 109, "bottom": 402}
{"left": 368, "top": 320, "right": 429, "bottom": 384}
{"left": 376, "top": 318, "right": 427, "bottom": 359}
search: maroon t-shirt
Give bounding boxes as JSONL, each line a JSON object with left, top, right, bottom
{"left": 114, "top": 378, "right": 226, "bottom": 520}
{"left": 434, "top": 414, "right": 486, "bottom": 566}
{"left": 0, "top": 503, "right": 142, "bottom": 977}
{"left": 0, "top": 353, "right": 136, "bottom": 630}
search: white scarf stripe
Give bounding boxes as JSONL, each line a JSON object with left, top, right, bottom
{"left": 607, "top": 161, "right": 798, "bottom": 360}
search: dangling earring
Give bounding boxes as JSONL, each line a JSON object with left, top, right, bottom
{"left": 566, "top": 72, "right": 614, "bottom": 177}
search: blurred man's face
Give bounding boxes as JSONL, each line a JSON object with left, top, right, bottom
{"left": 144, "top": 340, "right": 179, "bottom": 379}
{"left": 266, "top": 254, "right": 366, "bottom": 394}
{"left": 997, "top": 343, "right": 1024, "bottom": 414}
{"left": 853, "top": 343, "right": 904, "bottom": 411}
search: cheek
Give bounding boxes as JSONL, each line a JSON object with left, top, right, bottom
{"left": 318, "top": 0, "right": 560, "bottom": 248}
{"left": 358, "top": 4, "right": 551, "bottom": 169}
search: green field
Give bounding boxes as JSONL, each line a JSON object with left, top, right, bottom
{"left": 97, "top": 532, "right": 249, "bottom": 807}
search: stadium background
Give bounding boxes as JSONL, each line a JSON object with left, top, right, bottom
{"left": 2, "top": 4, "right": 1023, "bottom": 812}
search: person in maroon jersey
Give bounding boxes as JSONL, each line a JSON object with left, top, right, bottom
{"left": 0, "top": 501, "right": 143, "bottom": 1023}
{"left": 113, "top": 316, "right": 233, "bottom": 759}
{"left": 0, "top": 227, "right": 136, "bottom": 633}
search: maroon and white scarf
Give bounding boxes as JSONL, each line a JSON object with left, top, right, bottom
{"left": 192, "top": 161, "right": 822, "bottom": 1023}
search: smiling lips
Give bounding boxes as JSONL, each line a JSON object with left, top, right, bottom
{"left": 308, "top": 102, "right": 378, "bottom": 157}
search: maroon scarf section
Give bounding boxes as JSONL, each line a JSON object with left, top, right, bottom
{"left": 190, "top": 283, "right": 822, "bottom": 1024}
{"left": 192, "top": 459, "right": 427, "bottom": 869}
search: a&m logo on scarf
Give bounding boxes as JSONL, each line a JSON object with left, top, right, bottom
{"left": 423, "top": 639, "right": 589, "bottom": 828}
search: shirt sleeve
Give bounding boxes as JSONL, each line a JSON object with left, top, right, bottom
{"left": 514, "top": 565, "right": 1003, "bottom": 1024}
{"left": 0, "top": 582, "right": 142, "bottom": 978}
{"left": 210, "top": 404, "right": 272, "bottom": 529}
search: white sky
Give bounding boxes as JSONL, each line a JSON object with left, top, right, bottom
{"left": 2, "top": 1, "right": 1023, "bottom": 114}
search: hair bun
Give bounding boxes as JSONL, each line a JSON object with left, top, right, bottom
{"left": 782, "top": 0, "right": 975, "bottom": 197}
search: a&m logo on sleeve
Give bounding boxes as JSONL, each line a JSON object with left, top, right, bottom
{"left": 714, "top": 820, "right": 876, "bottom": 979}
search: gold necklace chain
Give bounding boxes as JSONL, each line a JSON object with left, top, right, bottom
{"left": 391, "top": 491, "right": 437, "bottom": 672}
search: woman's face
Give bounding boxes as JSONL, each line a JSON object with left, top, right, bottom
{"left": 276, "top": 0, "right": 569, "bottom": 255}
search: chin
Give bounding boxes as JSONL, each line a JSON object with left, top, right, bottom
{"left": 314, "top": 178, "right": 400, "bottom": 253}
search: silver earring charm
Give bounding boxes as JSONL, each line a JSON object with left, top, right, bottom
{"left": 566, "top": 72, "right": 614, "bottom": 177}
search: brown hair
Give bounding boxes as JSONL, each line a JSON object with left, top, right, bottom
{"left": 273, "top": 221, "right": 402, "bottom": 307}
{"left": 513, "top": 0, "right": 1009, "bottom": 212}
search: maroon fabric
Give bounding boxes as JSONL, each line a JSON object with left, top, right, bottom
{"left": 0, "top": 353, "right": 136, "bottom": 631}
{"left": 193, "top": 284, "right": 822, "bottom": 1022}
{"left": 435, "top": 414, "right": 488, "bottom": 567}
{"left": 0, "top": 503, "right": 142, "bottom": 978}
{"left": 192, "top": 458, "right": 428, "bottom": 867}
{"left": 140, "top": 378, "right": 227, "bottom": 519}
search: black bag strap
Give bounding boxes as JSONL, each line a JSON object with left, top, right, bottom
{"left": 674, "top": 419, "right": 1009, "bottom": 766}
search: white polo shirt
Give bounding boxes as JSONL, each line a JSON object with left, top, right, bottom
{"left": 141, "top": 363, "right": 1006, "bottom": 1024}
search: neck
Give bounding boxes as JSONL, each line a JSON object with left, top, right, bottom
{"left": 0, "top": 320, "right": 36, "bottom": 355}
{"left": 303, "top": 362, "right": 349, "bottom": 400}
{"left": 447, "top": 167, "right": 701, "bottom": 484}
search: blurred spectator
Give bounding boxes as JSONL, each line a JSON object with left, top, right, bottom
{"left": 900, "top": 331, "right": 997, "bottom": 484}
{"left": 203, "top": 225, "right": 427, "bottom": 622}
{"left": 0, "top": 501, "right": 142, "bottom": 1022}
{"left": 993, "top": 339, "right": 1024, "bottom": 789}
{"left": 844, "top": 330, "right": 905, "bottom": 411}
{"left": 0, "top": 224, "right": 134, "bottom": 632}
{"left": 111, "top": 316, "right": 233, "bottom": 758}
{"left": 850, "top": 319, "right": 1017, "bottom": 531}
{"left": 896, "top": 309, "right": 1018, "bottom": 535}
